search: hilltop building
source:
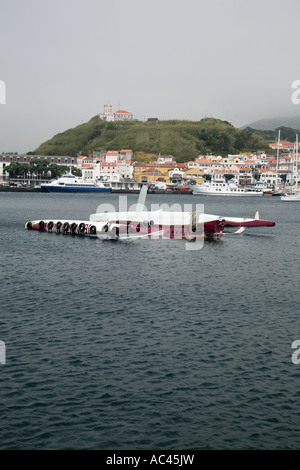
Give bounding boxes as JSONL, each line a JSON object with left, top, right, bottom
{"left": 99, "top": 104, "right": 133, "bottom": 122}
{"left": 99, "top": 104, "right": 115, "bottom": 122}
{"left": 114, "top": 110, "right": 133, "bottom": 121}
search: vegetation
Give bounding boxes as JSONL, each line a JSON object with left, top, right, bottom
{"left": 244, "top": 125, "right": 300, "bottom": 143}
{"left": 224, "top": 174, "right": 235, "bottom": 180}
{"left": 32, "top": 116, "right": 271, "bottom": 163}
{"left": 4, "top": 160, "right": 82, "bottom": 179}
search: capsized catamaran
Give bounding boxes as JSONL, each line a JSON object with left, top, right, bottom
{"left": 25, "top": 186, "right": 275, "bottom": 241}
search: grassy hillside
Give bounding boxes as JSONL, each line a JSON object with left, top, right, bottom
{"left": 32, "top": 116, "right": 271, "bottom": 162}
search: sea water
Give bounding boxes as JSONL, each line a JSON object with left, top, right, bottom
{"left": 0, "top": 192, "right": 300, "bottom": 449}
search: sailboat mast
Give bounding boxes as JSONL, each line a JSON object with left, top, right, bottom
{"left": 276, "top": 130, "right": 280, "bottom": 189}
{"left": 296, "top": 134, "right": 299, "bottom": 189}
{"left": 291, "top": 144, "right": 295, "bottom": 186}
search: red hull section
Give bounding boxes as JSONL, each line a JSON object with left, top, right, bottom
{"left": 224, "top": 219, "right": 275, "bottom": 228}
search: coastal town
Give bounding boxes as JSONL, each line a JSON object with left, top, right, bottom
{"left": 0, "top": 137, "right": 298, "bottom": 192}
{"left": 0, "top": 105, "right": 299, "bottom": 192}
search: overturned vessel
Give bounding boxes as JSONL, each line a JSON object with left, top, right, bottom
{"left": 26, "top": 185, "right": 275, "bottom": 240}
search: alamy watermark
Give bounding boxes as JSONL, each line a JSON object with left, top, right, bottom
{"left": 0, "top": 340, "right": 6, "bottom": 364}
{"left": 0, "top": 80, "right": 6, "bottom": 104}
{"left": 291, "top": 340, "right": 300, "bottom": 364}
{"left": 291, "top": 80, "right": 300, "bottom": 105}
{"left": 94, "top": 197, "right": 205, "bottom": 251}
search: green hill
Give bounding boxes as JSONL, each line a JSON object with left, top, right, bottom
{"left": 32, "top": 116, "right": 271, "bottom": 162}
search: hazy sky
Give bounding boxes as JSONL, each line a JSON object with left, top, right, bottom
{"left": 1, "top": 0, "right": 300, "bottom": 153}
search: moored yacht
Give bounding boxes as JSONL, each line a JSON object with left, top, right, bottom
{"left": 281, "top": 188, "right": 300, "bottom": 201}
{"left": 192, "top": 180, "right": 263, "bottom": 196}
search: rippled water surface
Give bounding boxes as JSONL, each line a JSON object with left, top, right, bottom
{"left": 1, "top": 192, "right": 300, "bottom": 449}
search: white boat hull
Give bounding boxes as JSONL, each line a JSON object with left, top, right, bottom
{"left": 281, "top": 195, "right": 300, "bottom": 201}
{"left": 193, "top": 189, "right": 263, "bottom": 196}
{"left": 41, "top": 174, "right": 112, "bottom": 193}
{"left": 192, "top": 181, "right": 263, "bottom": 196}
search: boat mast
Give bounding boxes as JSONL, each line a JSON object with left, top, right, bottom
{"left": 296, "top": 134, "right": 299, "bottom": 190}
{"left": 276, "top": 129, "right": 280, "bottom": 190}
{"left": 291, "top": 143, "right": 295, "bottom": 187}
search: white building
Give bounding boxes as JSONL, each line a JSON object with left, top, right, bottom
{"left": 116, "top": 161, "right": 134, "bottom": 179}
{"left": 0, "top": 154, "right": 78, "bottom": 180}
{"left": 99, "top": 104, "right": 115, "bottom": 122}
{"left": 157, "top": 155, "right": 176, "bottom": 164}
{"left": 169, "top": 167, "right": 185, "bottom": 179}
{"left": 259, "top": 170, "right": 282, "bottom": 185}
{"left": 79, "top": 156, "right": 133, "bottom": 183}
{"left": 99, "top": 104, "right": 133, "bottom": 122}
{"left": 114, "top": 109, "right": 133, "bottom": 121}
{"left": 105, "top": 150, "right": 133, "bottom": 162}
{"left": 105, "top": 151, "right": 119, "bottom": 163}
{"left": 119, "top": 149, "right": 133, "bottom": 161}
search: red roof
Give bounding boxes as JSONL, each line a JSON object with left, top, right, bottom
{"left": 115, "top": 110, "right": 130, "bottom": 114}
{"left": 239, "top": 165, "right": 252, "bottom": 171}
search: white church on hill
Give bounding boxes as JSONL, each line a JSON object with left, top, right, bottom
{"left": 99, "top": 104, "right": 133, "bottom": 122}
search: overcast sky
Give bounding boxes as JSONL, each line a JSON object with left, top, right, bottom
{"left": 1, "top": 0, "right": 300, "bottom": 153}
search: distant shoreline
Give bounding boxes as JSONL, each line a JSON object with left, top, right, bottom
{"left": 0, "top": 187, "right": 193, "bottom": 194}
{"left": 0, "top": 186, "right": 42, "bottom": 192}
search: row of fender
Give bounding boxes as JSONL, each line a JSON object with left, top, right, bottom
{"left": 26, "top": 220, "right": 97, "bottom": 235}
{"left": 25, "top": 220, "right": 154, "bottom": 237}
{"left": 26, "top": 218, "right": 205, "bottom": 239}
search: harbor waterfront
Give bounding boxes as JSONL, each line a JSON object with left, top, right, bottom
{"left": 1, "top": 192, "right": 300, "bottom": 450}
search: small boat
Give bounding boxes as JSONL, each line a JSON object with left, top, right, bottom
{"left": 192, "top": 180, "right": 263, "bottom": 196}
{"left": 166, "top": 182, "right": 193, "bottom": 193}
{"left": 41, "top": 174, "right": 112, "bottom": 193}
{"left": 281, "top": 191, "right": 300, "bottom": 201}
{"left": 245, "top": 182, "right": 274, "bottom": 195}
